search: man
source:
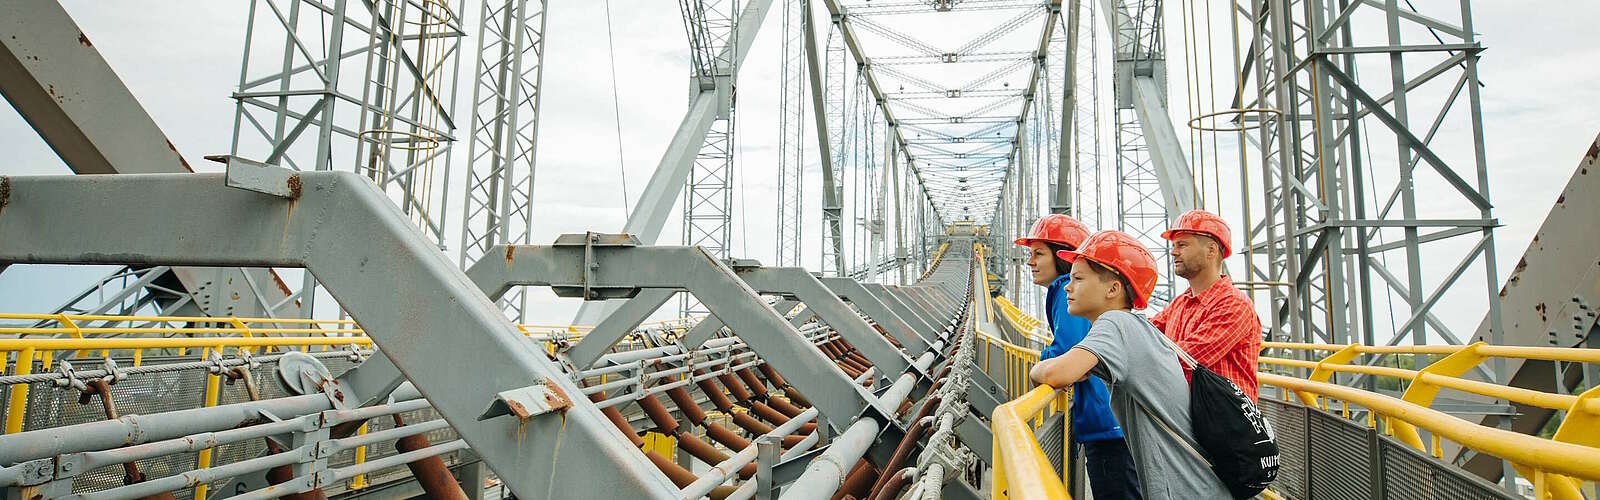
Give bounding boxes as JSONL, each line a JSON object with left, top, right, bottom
{"left": 1014, "top": 215, "right": 1140, "bottom": 499}
{"left": 1153, "top": 209, "right": 1262, "bottom": 401}
{"left": 1030, "top": 230, "right": 1230, "bottom": 499}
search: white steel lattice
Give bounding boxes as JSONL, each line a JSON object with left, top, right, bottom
{"left": 459, "top": 0, "right": 548, "bottom": 321}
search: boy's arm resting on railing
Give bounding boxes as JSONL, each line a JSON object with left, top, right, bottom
{"left": 1029, "top": 347, "right": 1099, "bottom": 389}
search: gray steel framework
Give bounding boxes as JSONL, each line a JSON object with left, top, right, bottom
{"left": 457, "top": 0, "right": 549, "bottom": 321}
{"left": 0, "top": 172, "right": 678, "bottom": 497}
{"left": 0, "top": 1, "right": 303, "bottom": 322}
{"left": 1070, "top": 0, "right": 1104, "bottom": 228}
{"left": 820, "top": 23, "right": 850, "bottom": 276}
{"left": 1230, "top": 0, "right": 1503, "bottom": 361}
{"left": 571, "top": 0, "right": 773, "bottom": 326}
{"left": 1103, "top": 0, "right": 1192, "bottom": 306}
{"left": 1225, "top": 0, "right": 1508, "bottom": 484}
{"left": 775, "top": 0, "right": 807, "bottom": 267}
{"left": 680, "top": 0, "right": 742, "bottom": 317}
{"left": 228, "top": 0, "right": 466, "bottom": 318}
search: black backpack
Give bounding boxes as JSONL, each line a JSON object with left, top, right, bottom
{"left": 1143, "top": 334, "right": 1279, "bottom": 499}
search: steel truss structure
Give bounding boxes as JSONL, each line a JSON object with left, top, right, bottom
{"left": 227, "top": 0, "right": 466, "bottom": 318}
{"left": 458, "top": 0, "right": 549, "bottom": 321}
{"left": 775, "top": 0, "right": 807, "bottom": 268}
{"left": 1229, "top": 0, "right": 1502, "bottom": 361}
{"left": 680, "top": 0, "right": 743, "bottom": 317}
{"left": 0, "top": 172, "right": 998, "bottom": 499}
{"left": 5, "top": 0, "right": 1589, "bottom": 497}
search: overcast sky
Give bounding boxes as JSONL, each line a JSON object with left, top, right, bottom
{"left": 2, "top": 1, "right": 1597, "bottom": 338}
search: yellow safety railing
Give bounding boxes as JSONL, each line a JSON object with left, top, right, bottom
{"left": 0, "top": 313, "right": 697, "bottom": 435}
{"left": 920, "top": 242, "right": 952, "bottom": 281}
{"left": 984, "top": 305, "right": 1600, "bottom": 499}
{"left": 992, "top": 295, "right": 1051, "bottom": 348}
{"left": 1261, "top": 342, "right": 1600, "bottom": 499}
{"left": 976, "top": 330, "right": 1044, "bottom": 401}
{"left": 993, "top": 385, "right": 1073, "bottom": 500}
{"left": 977, "top": 323, "right": 1073, "bottom": 500}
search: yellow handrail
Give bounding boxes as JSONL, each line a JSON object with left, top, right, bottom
{"left": 1261, "top": 374, "right": 1600, "bottom": 496}
{"left": 1260, "top": 340, "right": 1600, "bottom": 499}
{"left": 992, "top": 385, "right": 1072, "bottom": 500}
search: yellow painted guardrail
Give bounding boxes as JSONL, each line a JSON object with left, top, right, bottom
{"left": 992, "top": 384, "right": 1073, "bottom": 500}
{"left": 993, "top": 295, "right": 1051, "bottom": 348}
{"left": 1261, "top": 341, "right": 1600, "bottom": 499}
{"left": 977, "top": 326, "right": 1073, "bottom": 500}
{"left": 976, "top": 330, "right": 1045, "bottom": 401}
{"left": 0, "top": 313, "right": 696, "bottom": 435}
{"left": 985, "top": 315, "right": 1600, "bottom": 498}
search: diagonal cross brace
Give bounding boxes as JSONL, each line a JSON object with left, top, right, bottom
{"left": 679, "top": 299, "right": 808, "bottom": 349}
{"left": 465, "top": 243, "right": 884, "bottom": 430}
{"left": 0, "top": 172, "right": 679, "bottom": 498}
{"left": 732, "top": 265, "right": 919, "bottom": 382}
{"left": 865, "top": 283, "right": 943, "bottom": 338}
{"left": 565, "top": 288, "right": 677, "bottom": 369}
{"left": 819, "top": 277, "right": 933, "bottom": 355}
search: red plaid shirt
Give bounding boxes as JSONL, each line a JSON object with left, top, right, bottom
{"left": 1152, "top": 275, "right": 1263, "bottom": 401}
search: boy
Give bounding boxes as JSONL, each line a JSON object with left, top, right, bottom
{"left": 1013, "top": 214, "right": 1140, "bottom": 498}
{"left": 1029, "top": 230, "right": 1230, "bottom": 499}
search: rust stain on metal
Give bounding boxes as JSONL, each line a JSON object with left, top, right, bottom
{"left": 543, "top": 380, "right": 573, "bottom": 412}
{"left": 0, "top": 176, "right": 10, "bottom": 214}
{"left": 505, "top": 245, "right": 516, "bottom": 266}
{"left": 286, "top": 175, "right": 303, "bottom": 199}
{"left": 1536, "top": 302, "right": 1547, "bottom": 323}
{"left": 505, "top": 399, "right": 530, "bottom": 419}
{"left": 76, "top": 33, "right": 93, "bottom": 47}
{"left": 1585, "top": 140, "right": 1599, "bottom": 161}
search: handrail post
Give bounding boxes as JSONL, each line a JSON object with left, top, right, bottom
{"left": 1392, "top": 342, "right": 1488, "bottom": 450}
{"left": 4, "top": 347, "right": 36, "bottom": 434}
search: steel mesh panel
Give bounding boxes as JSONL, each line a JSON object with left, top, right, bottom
{"left": 17, "top": 358, "right": 207, "bottom": 497}
{"left": 1381, "top": 438, "right": 1438, "bottom": 500}
{"left": 1261, "top": 398, "right": 1308, "bottom": 498}
{"left": 1306, "top": 410, "right": 1372, "bottom": 500}
{"left": 1034, "top": 412, "right": 1067, "bottom": 476}
{"left": 4, "top": 350, "right": 453, "bottom": 498}
{"left": 1380, "top": 439, "right": 1516, "bottom": 500}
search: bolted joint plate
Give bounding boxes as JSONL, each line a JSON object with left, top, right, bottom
{"left": 478, "top": 381, "right": 573, "bottom": 422}
{"left": 549, "top": 232, "right": 643, "bottom": 300}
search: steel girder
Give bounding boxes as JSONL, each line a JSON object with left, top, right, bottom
{"left": 0, "top": 1, "right": 189, "bottom": 175}
{"left": 803, "top": 0, "right": 846, "bottom": 276}
{"left": 0, "top": 172, "right": 678, "bottom": 498}
{"left": 819, "top": 277, "right": 933, "bottom": 355}
{"left": 0, "top": 1, "right": 304, "bottom": 321}
{"left": 463, "top": 240, "right": 891, "bottom": 430}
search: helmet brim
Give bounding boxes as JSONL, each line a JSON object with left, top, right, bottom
{"left": 1055, "top": 249, "right": 1150, "bottom": 310}
{"left": 1160, "top": 229, "right": 1233, "bottom": 258}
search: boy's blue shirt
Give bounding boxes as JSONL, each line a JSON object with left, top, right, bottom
{"left": 1041, "top": 274, "right": 1125, "bottom": 442}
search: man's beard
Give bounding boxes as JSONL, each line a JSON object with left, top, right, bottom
{"left": 1174, "top": 261, "right": 1198, "bottom": 279}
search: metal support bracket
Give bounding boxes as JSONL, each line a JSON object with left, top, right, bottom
{"left": 478, "top": 381, "right": 574, "bottom": 421}
{"left": 211, "top": 155, "right": 302, "bottom": 200}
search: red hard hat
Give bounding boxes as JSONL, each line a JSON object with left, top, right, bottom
{"left": 1013, "top": 214, "right": 1091, "bottom": 250}
{"left": 1056, "top": 231, "right": 1160, "bottom": 310}
{"left": 1161, "top": 209, "right": 1233, "bottom": 258}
